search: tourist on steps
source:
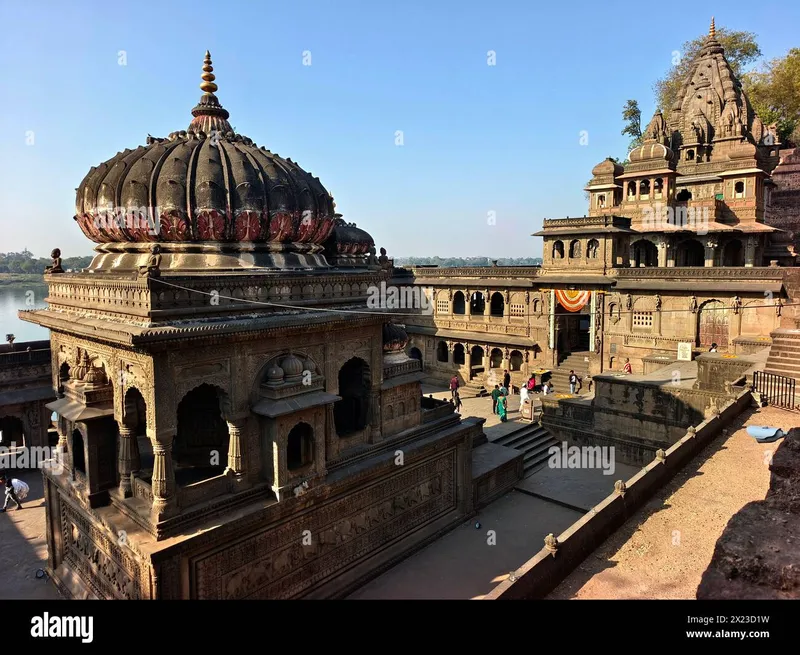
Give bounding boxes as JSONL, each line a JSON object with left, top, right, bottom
{"left": 569, "top": 370, "right": 578, "bottom": 394}
{"left": 491, "top": 385, "right": 501, "bottom": 414}
{"left": 449, "top": 375, "right": 459, "bottom": 400}
{"left": 623, "top": 358, "right": 632, "bottom": 374}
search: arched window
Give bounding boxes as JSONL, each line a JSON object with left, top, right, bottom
{"left": 72, "top": 429, "right": 86, "bottom": 475}
{"left": 287, "top": 422, "right": 314, "bottom": 471}
{"left": 453, "top": 343, "right": 465, "bottom": 365}
{"left": 470, "top": 292, "right": 485, "bottom": 315}
{"left": 334, "top": 358, "right": 371, "bottom": 437}
{"left": 639, "top": 180, "right": 650, "bottom": 199}
{"left": 409, "top": 347, "right": 422, "bottom": 362}
{"left": 490, "top": 292, "right": 504, "bottom": 317}
{"left": 510, "top": 350, "right": 523, "bottom": 372}
{"left": 631, "top": 240, "right": 658, "bottom": 267}
{"left": 175, "top": 384, "right": 229, "bottom": 485}
{"left": 734, "top": 181, "right": 745, "bottom": 198}
{"left": 723, "top": 239, "right": 744, "bottom": 267}
{"left": 552, "top": 241, "right": 564, "bottom": 259}
{"left": 452, "top": 291, "right": 466, "bottom": 315}
{"left": 597, "top": 194, "right": 606, "bottom": 208}
{"left": 470, "top": 346, "right": 484, "bottom": 367}
{"left": 654, "top": 178, "right": 663, "bottom": 199}
{"left": 675, "top": 239, "right": 705, "bottom": 267}
{"left": 686, "top": 149, "right": 695, "bottom": 161}
{"left": 587, "top": 239, "right": 600, "bottom": 258}
{"left": 627, "top": 181, "right": 636, "bottom": 199}
{"left": 490, "top": 348, "right": 503, "bottom": 368}
{"left": 569, "top": 240, "right": 581, "bottom": 258}
{"left": 436, "top": 341, "right": 448, "bottom": 363}
{"left": 532, "top": 299, "right": 541, "bottom": 314}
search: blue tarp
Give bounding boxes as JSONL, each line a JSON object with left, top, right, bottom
{"left": 746, "top": 426, "right": 785, "bottom": 443}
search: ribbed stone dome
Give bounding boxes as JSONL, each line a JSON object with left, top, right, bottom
{"left": 73, "top": 51, "right": 374, "bottom": 273}
{"left": 382, "top": 323, "right": 409, "bottom": 352}
{"left": 324, "top": 219, "right": 375, "bottom": 256}
{"left": 280, "top": 354, "right": 304, "bottom": 380}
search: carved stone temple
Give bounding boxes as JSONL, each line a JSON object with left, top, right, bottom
{"left": 20, "top": 53, "right": 489, "bottom": 599}
{"left": 401, "top": 20, "right": 800, "bottom": 392}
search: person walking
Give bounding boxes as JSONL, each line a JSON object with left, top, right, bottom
{"left": 490, "top": 385, "right": 500, "bottom": 414}
{"left": 453, "top": 390, "right": 463, "bottom": 413}
{"left": 449, "top": 375, "right": 459, "bottom": 400}
{"left": 542, "top": 381, "right": 551, "bottom": 395}
{"left": 503, "top": 369, "right": 511, "bottom": 393}
{"left": 569, "top": 370, "right": 578, "bottom": 394}
{"left": 498, "top": 394, "right": 508, "bottom": 422}
{"left": 0, "top": 474, "right": 26, "bottom": 512}
{"left": 623, "top": 358, "right": 632, "bottom": 374}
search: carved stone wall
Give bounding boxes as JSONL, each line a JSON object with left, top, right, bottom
{"left": 381, "top": 382, "right": 421, "bottom": 437}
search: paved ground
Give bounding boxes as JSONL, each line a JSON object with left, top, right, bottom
{"left": 547, "top": 405, "right": 795, "bottom": 600}
{"left": 346, "top": 491, "right": 582, "bottom": 600}
{"left": 0, "top": 470, "right": 60, "bottom": 599}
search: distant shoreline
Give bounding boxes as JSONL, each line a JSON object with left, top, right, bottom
{"left": 0, "top": 274, "right": 48, "bottom": 287}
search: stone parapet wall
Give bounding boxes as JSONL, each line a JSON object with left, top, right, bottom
{"left": 484, "top": 388, "right": 752, "bottom": 599}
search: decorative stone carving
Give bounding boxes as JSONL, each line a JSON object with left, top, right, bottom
{"left": 138, "top": 244, "right": 162, "bottom": 278}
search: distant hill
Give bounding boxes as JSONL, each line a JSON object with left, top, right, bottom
{"left": 394, "top": 256, "right": 542, "bottom": 267}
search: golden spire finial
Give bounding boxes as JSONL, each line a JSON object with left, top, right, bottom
{"left": 709, "top": 17, "right": 716, "bottom": 39}
{"left": 200, "top": 50, "right": 218, "bottom": 95}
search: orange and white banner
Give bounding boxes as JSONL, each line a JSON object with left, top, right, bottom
{"left": 555, "top": 289, "right": 591, "bottom": 312}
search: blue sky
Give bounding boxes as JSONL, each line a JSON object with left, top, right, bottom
{"left": 1, "top": 0, "right": 798, "bottom": 260}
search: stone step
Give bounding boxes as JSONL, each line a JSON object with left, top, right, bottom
{"left": 765, "top": 355, "right": 800, "bottom": 368}
{"left": 523, "top": 440, "right": 561, "bottom": 475}
{"left": 496, "top": 425, "right": 550, "bottom": 450}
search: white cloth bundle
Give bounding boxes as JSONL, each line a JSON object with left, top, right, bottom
{"left": 11, "top": 479, "right": 29, "bottom": 500}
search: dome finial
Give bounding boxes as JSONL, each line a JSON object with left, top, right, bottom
{"left": 709, "top": 17, "right": 716, "bottom": 39}
{"left": 200, "top": 50, "right": 218, "bottom": 94}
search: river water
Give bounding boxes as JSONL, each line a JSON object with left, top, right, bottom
{"left": 0, "top": 283, "right": 49, "bottom": 342}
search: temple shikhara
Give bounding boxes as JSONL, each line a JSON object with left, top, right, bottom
{"left": 9, "top": 19, "right": 800, "bottom": 601}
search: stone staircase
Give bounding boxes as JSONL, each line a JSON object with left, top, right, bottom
{"left": 764, "top": 328, "right": 800, "bottom": 384}
{"left": 549, "top": 351, "right": 591, "bottom": 394}
{"left": 493, "top": 422, "right": 561, "bottom": 477}
{"left": 459, "top": 379, "right": 487, "bottom": 398}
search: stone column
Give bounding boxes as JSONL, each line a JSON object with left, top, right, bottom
{"left": 483, "top": 289, "right": 490, "bottom": 317}
{"left": 656, "top": 238, "right": 668, "bottom": 267}
{"left": 745, "top": 237, "right": 757, "bottom": 267}
{"left": 56, "top": 420, "right": 68, "bottom": 455}
{"left": 225, "top": 419, "right": 245, "bottom": 485}
{"left": 151, "top": 432, "right": 177, "bottom": 520}
{"left": 117, "top": 424, "right": 140, "bottom": 498}
{"left": 446, "top": 340, "right": 453, "bottom": 364}
{"left": 628, "top": 242, "right": 636, "bottom": 268}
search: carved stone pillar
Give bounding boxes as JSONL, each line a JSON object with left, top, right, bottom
{"left": 704, "top": 237, "right": 718, "bottom": 267}
{"left": 745, "top": 236, "right": 757, "bottom": 267}
{"left": 446, "top": 340, "right": 453, "bottom": 364}
{"left": 151, "top": 434, "right": 177, "bottom": 520}
{"left": 656, "top": 238, "right": 668, "bottom": 267}
{"left": 117, "top": 424, "right": 140, "bottom": 498}
{"left": 225, "top": 419, "right": 245, "bottom": 485}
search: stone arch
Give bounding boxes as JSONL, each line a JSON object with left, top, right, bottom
{"left": 490, "top": 348, "right": 503, "bottom": 369}
{"left": 453, "top": 343, "right": 466, "bottom": 365}
{"left": 174, "top": 383, "right": 229, "bottom": 485}
{"left": 334, "top": 357, "right": 371, "bottom": 437}
{"left": 631, "top": 239, "right": 658, "bottom": 267}
{"left": 286, "top": 422, "right": 314, "bottom": 471}
{"left": 72, "top": 428, "right": 87, "bottom": 477}
{"left": 489, "top": 292, "right": 504, "bottom": 317}
{"left": 510, "top": 350, "right": 523, "bottom": 372}
{"left": 470, "top": 292, "right": 485, "bottom": 315}
{"left": 676, "top": 239, "right": 705, "bottom": 266}
{"left": 0, "top": 415, "right": 25, "bottom": 448}
{"left": 251, "top": 351, "right": 321, "bottom": 400}
{"left": 569, "top": 239, "right": 582, "bottom": 259}
{"left": 587, "top": 239, "right": 600, "bottom": 258}
{"left": 470, "top": 345, "right": 484, "bottom": 367}
{"left": 697, "top": 299, "right": 729, "bottom": 348}
{"left": 436, "top": 341, "right": 448, "bottom": 363}
{"left": 122, "top": 387, "right": 147, "bottom": 433}
{"left": 552, "top": 241, "right": 564, "bottom": 259}
{"left": 409, "top": 347, "right": 422, "bottom": 362}
{"left": 452, "top": 291, "right": 466, "bottom": 315}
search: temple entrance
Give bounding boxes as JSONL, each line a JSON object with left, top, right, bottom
{"left": 697, "top": 300, "right": 729, "bottom": 349}
{"left": 555, "top": 302, "right": 591, "bottom": 364}
{"left": 175, "top": 384, "right": 229, "bottom": 485}
{"left": 334, "top": 357, "right": 371, "bottom": 437}
{"left": 469, "top": 346, "right": 484, "bottom": 380}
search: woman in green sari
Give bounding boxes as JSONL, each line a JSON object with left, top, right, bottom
{"left": 498, "top": 394, "right": 508, "bottom": 422}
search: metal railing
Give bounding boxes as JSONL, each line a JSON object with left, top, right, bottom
{"left": 753, "top": 370, "right": 796, "bottom": 410}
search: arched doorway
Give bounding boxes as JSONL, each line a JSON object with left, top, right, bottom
{"left": 510, "top": 350, "right": 523, "bottom": 372}
{"left": 676, "top": 239, "right": 705, "bottom": 266}
{"left": 631, "top": 240, "right": 658, "bottom": 267}
{"left": 436, "top": 341, "right": 448, "bottom": 363}
{"left": 490, "top": 292, "right": 504, "bottom": 317}
{"left": 334, "top": 357, "right": 371, "bottom": 437}
{"left": 175, "top": 384, "right": 229, "bottom": 485}
{"left": 470, "top": 292, "right": 485, "bottom": 315}
{"left": 453, "top": 343, "right": 465, "bottom": 366}
{"left": 286, "top": 422, "right": 314, "bottom": 471}
{"left": 697, "top": 300, "right": 729, "bottom": 349}
{"left": 490, "top": 348, "right": 503, "bottom": 368}
{"left": 452, "top": 291, "right": 466, "bottom": 315}
{"left": 409, "top": 347, "right": 422, "bottom": 361}
{"left": 470, "top": 346, "right": 484, "bottom": 380}
{"left": 122, "top": 387, "right": 149, "bottom": 484}
{"left": 722, "top": 239, "right": 744, "bottom": 267}
{"left": 0, "top": 416, "right": 25, "bottom": 448}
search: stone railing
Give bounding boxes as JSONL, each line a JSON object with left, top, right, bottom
{"left": 132, "top": 476, "right": 153, "bottom": 503}
{"left": 384, "top": 359, "right": 422, "bottom": 379}
{"left": 613, "top": 266, "right": 785, "bottom": 280}
{"left": 0, "top": 342, "right": 51, "bottom": 367}
{"left": 483, "top": 388, "right": 752, "bottom": 599}
{"left": 409, "top": 267, "right": 542, "bottom": 278}
{"left": 542, "top": 216, "right": 620, "bottom": 229}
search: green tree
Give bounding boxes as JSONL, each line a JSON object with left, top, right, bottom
{"left": 621, "top": 99, "right": 643, "bottom": 152}
{"left": 744, "top": 48, "right": 800, "bottom": 145}
{"left": 655, "top": 28, "right": 761, "bottom": 119}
